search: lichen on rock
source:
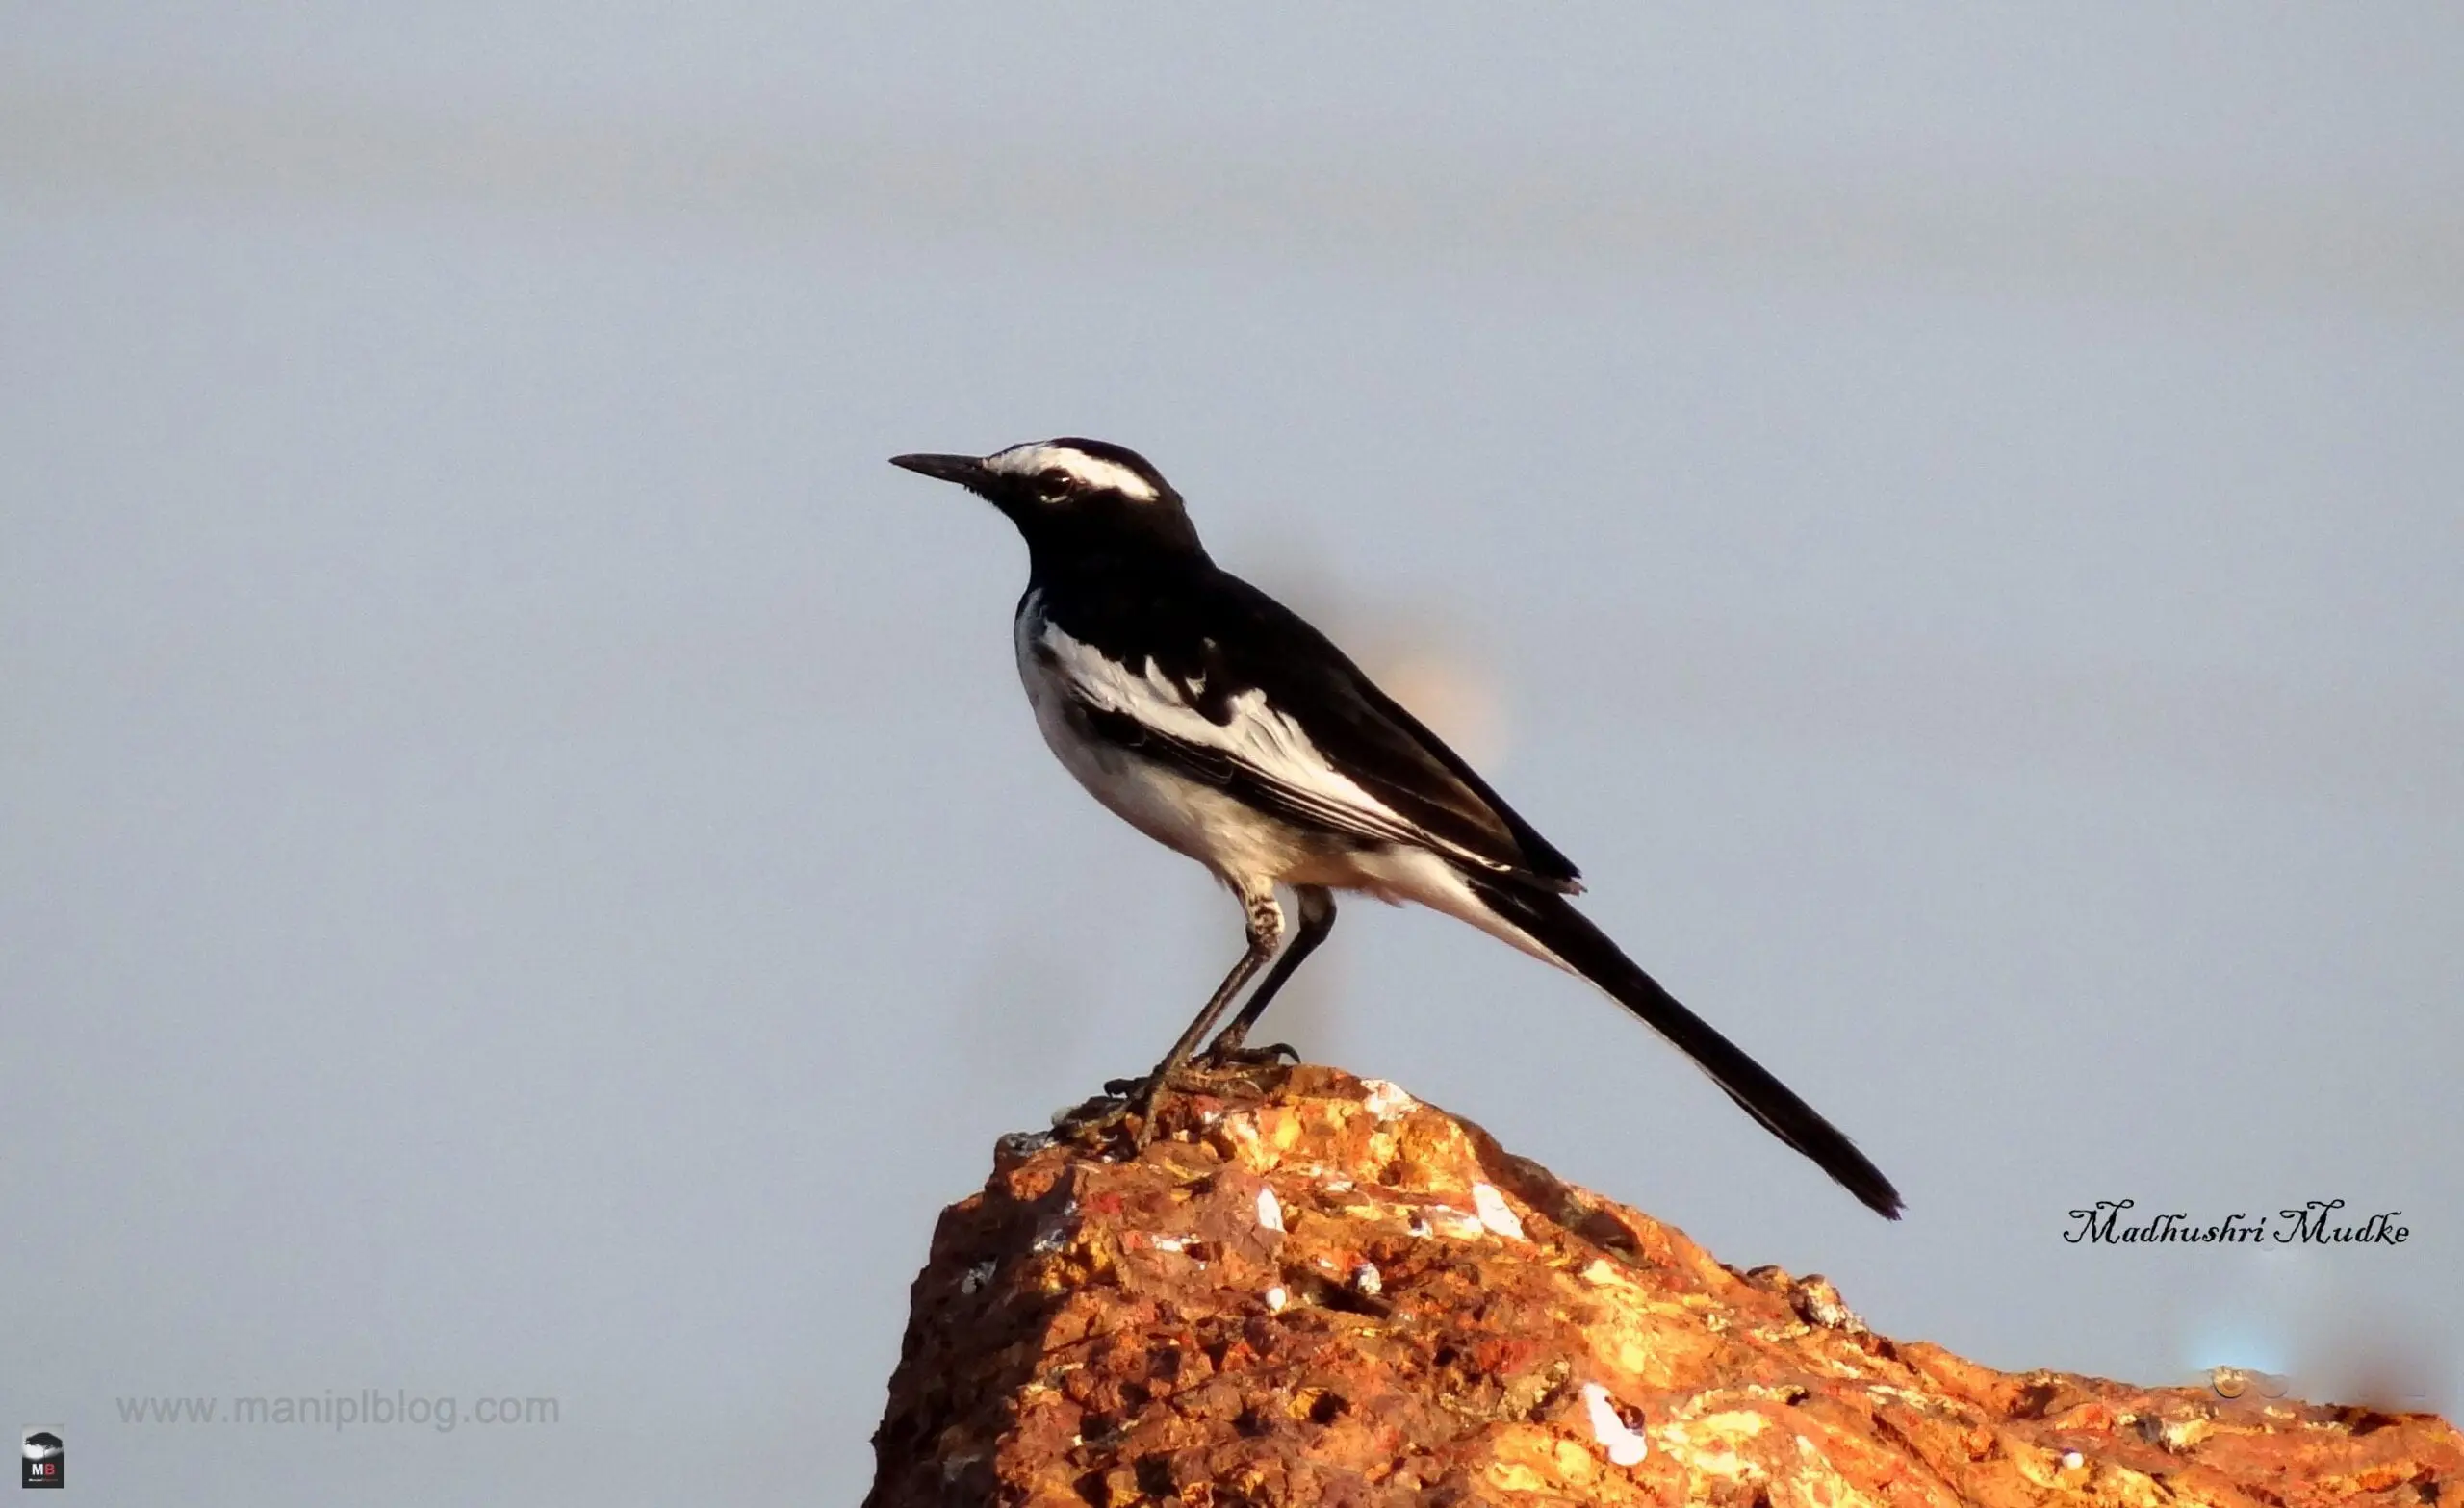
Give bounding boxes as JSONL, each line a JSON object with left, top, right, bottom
{"left": 864, "top": 1064, "right": 2461, "bottom": 1507}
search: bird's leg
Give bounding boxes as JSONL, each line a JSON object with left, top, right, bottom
{"left": 1124, "top": 883, "right": 1285, "bottom": 1145}
{"left": 1203, "top": 884, "right": 1335, "bottom": 1066}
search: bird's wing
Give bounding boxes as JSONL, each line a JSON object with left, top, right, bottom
{"left": 1029, "top": 579, "right": 1580, "bottom": 889}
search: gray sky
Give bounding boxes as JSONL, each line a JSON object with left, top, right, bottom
{"left": 4, "top": 6, "right": 2460, "bottom": 1503}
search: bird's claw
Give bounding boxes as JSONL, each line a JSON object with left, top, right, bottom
{"left": 1069, "top": 1050, "right": 1299, "bottom": 1157}
{"left": 1053, "top": 1075, "right": 1168, "bottom": 1153}
{"left": 1198, "top": 1038, "right": 1300, "bottom": 1070}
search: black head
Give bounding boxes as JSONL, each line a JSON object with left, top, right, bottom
{"left": 889, "top": 438, "right": 1203, "bottom": 561}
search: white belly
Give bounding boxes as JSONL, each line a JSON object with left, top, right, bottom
{"left": 1007, "top": 593, "right": 1571, "bottom": 973}
{"left": 1022, "top": 667, "right": 1310, "bottom": 885}
{"left": 1011, "top": 592, "right": 1312, "bottom": 885}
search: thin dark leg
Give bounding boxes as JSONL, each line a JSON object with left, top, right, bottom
{"left": 1128, "top": 884, "right": 1284, "bottom": 1144}
{"left": 1206, "top": 885, "right": 1336, "bottom": 1059}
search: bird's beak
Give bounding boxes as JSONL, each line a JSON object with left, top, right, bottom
{"left": 888, "top": 452, "right": 994, "bottom": 490}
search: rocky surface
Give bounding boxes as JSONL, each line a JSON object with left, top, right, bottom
{"left": 865, "top": 1064, "right": 2460, "bottom": 1507}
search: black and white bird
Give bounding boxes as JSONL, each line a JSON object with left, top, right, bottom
{"left": 890, "top": 438, "right": 1903, "bottom": 1218}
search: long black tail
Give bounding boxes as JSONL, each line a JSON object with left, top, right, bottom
{"left": 1464, "top": 873, "right": 1904, "bottom": 1219}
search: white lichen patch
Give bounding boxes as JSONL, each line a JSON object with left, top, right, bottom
{"left": 1029, "top": 1204, "right": 1077, "bottom": 1254}
{"left": 1472, "top": 1183, "right": 1527, "bottom": 1241}
{"left": 1789, "top": 1274, "right": 1867, "bottom": 1333}
{"left": 1255, "top": 1186, "right": 1285, "bottom": 1232}
{"left": 1416, "top": 1204, "right": 1488, "bottom": 1240}
{"left": 1784, "top": 1437, "right": 1887, "bottom": 1508}
{"left": 1581, "top": 1382, "right": 1650, "bottom": 1466}
{"left": 1359, "top": 1079, "right": 1418, "bottom": 1121}
{"left": 2158, "top": 1415, "right": 2213, "bottom": 1452}
{"left": 960, "top": 1259, "right": 999, "bottom": 1294}
{"left": 1265, "top": 1285, "right": 1289, "bottom": 1313}
{"left": 1149, "top": 1236, "right": 1187, "bottom": 1254}
{"left": 1656, "top": 1408, "right": 1771, "bottom": 1480}
{"left": 1793, "top": 1351, "right": 1868, "bottom": 1379}
{"left": 998, "top": 1127, "right": 1058, "bottom": 1160}
{"left": 1350, "top": 1262, "right": 1382, "bottom": 1297}
{"left": 938, "top": 1450, "right": 985, "bottom": 1483}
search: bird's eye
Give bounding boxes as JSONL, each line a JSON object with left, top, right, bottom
{"left": 1039, "top": 470, "right": 1070, "bottom": 490}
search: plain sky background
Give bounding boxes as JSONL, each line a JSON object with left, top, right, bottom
{"left": 5, "top": 7, "right": 2460, "bottom": 1503}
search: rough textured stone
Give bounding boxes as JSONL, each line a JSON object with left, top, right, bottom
{"left": 865, "top": 1065, "right": 2460, "bottom": 1507}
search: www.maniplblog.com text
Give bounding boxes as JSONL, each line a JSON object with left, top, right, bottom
{"left": 116, "top": 1392, "right": 556, "bottom": 1432}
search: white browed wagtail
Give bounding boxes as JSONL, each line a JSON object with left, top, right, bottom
{"left": 890, "top": 438, "right": 1903, "bottom": 1218}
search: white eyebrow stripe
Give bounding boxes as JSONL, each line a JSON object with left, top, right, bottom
{"left": 984, "top": 443, "right": 1160, "bottom": 502}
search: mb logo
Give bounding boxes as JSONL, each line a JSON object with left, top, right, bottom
{"left": 20, "top": 1429, "right": 64, "bottom": 1489}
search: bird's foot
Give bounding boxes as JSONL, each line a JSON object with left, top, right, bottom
{"left": 1196, "top": 1037, "right": 1301, "bottom": 1072}
{"left": 1069, "top": 1053, "right": 1289, "bottom": 1154}
{"left": 1049, "top": 1086, "right": 1138, "bottom": 1153}
{"left": 1060, "top": 1068, "right": 1191, "bottom": 1153}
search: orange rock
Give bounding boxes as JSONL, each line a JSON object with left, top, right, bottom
{"left": 865, "top": 1065, "right": 2462, "bottom": 1507}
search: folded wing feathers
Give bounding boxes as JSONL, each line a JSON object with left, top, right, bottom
{"left": 1041, "top": 626, "right": 1516, "bottom": 874}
